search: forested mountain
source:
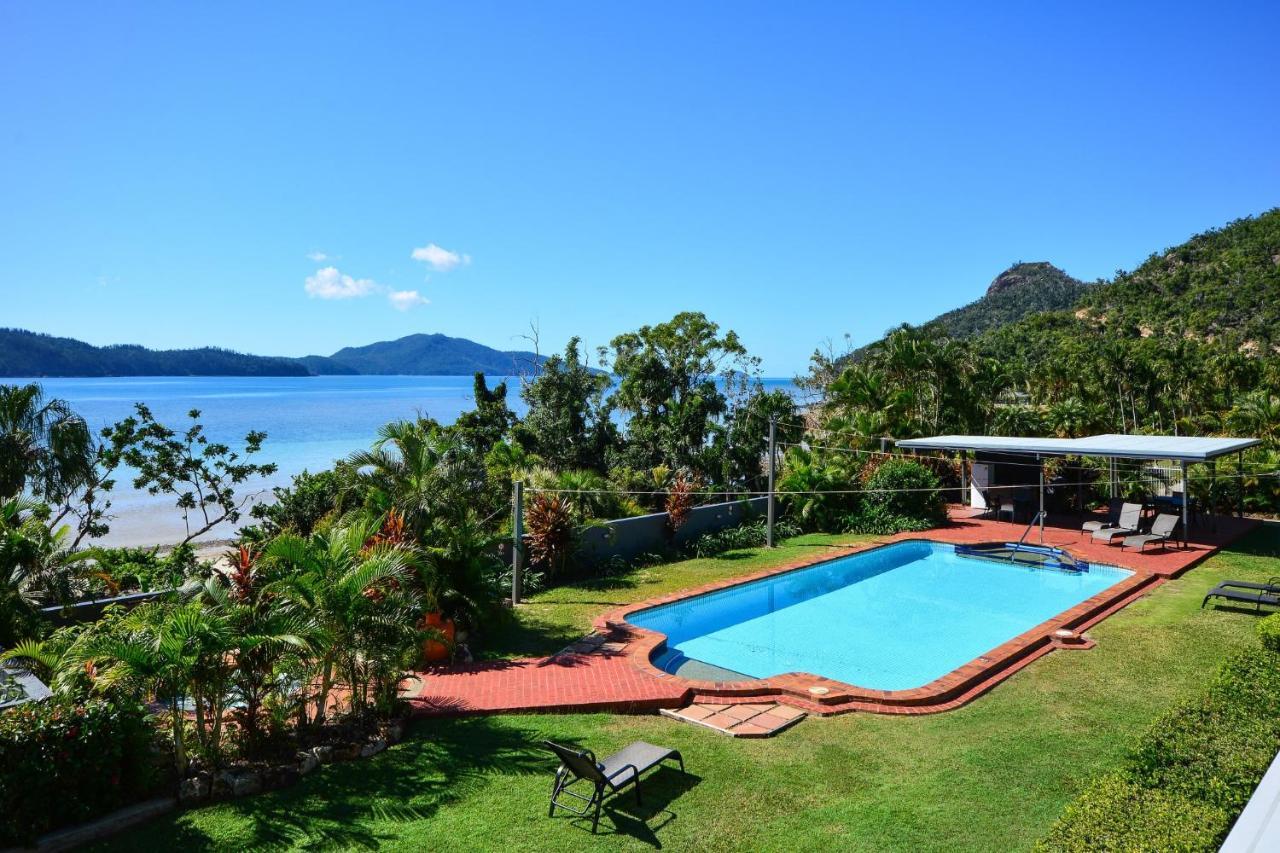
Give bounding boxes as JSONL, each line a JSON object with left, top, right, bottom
{"left": 823, "top": 208, "right": 1280, "bottom": 457}
{"left": 315, "top": 334, "right": 548, "bottom": 375}
{"left": 927, "top": 262, "right": 1092, "bottom": 339}
{"left": 0, "top": 330, "right": 550, "bottom": 377}
{"left": 847, "top": 262, "right": 1092, "bottom": 362}
{"left": 1074, "top": 211, "right": 1280, "bottom": 350}
{"left": 0, "top": 329, "right": 311, "bottom": 377}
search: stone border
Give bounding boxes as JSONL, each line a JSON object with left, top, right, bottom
{"left": 595, "top": 536, "right": 1164, "bottom": 715}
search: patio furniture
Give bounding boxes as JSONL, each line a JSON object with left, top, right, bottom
{"left": 1090, "top": 503, "right": 1143, "bottom": 544}
{"left": 1213, "top": 577, "right": 1280, "bottom": 594}
{"left": 1122, "top": 513, "right": 1181, "bottom": 552}
{"left": 544, "top": 739, "right": 686, "bottom": 833}
{"left": 1082, "top": 499, "right": 1125, "bottom": 533}
{"left": 1202, "top": 584, "right": 1280, "bottom": 611}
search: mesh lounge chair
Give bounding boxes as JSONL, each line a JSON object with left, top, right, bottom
{"left": 1082, "top": 499, "right": 1126, "bottom": 533}
{"left": 1214, "top": 577, "right": 1280, "bottom": 594}
{"left": 544, "top": 740, "right": 686, "bottom": 833}
{"left": 1202, "top": 584, "right": 1280, "bottom": 611}
{"left": 1091, "top": 503, "right": 1143, "bottom": 544}
{"left": 1122, "top": 513, "right": 1180, "bottom": 552}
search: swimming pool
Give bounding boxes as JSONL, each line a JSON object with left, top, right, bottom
{"left": 627, "top": 540, "right": 1132, "bottom": 692}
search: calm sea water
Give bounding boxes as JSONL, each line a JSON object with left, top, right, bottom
{"left": 19, "top": 375, "right": 799, "bottom": 547}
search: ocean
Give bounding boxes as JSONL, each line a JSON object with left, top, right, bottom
{"left": 17, "top": 375, "right": 801, "bottom": 547}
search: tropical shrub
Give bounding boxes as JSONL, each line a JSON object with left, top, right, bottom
{"left": 246, "top": 467, "right": 353, "bottom": 539}
{"left": 0, "top": 699, "right": 160, "bottom": 846}
{"left": 1259, "top": 612, "right": 1280, "bottom": 653}
{"left": 665, "top": 472, "right": 695, "bottom": 537}
{"left": 849, "top": 459, "right": 947, "bottom": 534}
{"left": 688, "top": 517, "right": 802, "bottom": 557}
{"left": 83, "top": 543, "right": 200, "bottom": 594}
{"left": 524, "top": 493, "right": 576, "bottom": 578}
{"left": 1038, "top": 646, "right": 1280, "bottom": 851}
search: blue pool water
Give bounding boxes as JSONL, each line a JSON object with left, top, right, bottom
{"left": 628, "top": 540, "right": 1132, "bottom": 691}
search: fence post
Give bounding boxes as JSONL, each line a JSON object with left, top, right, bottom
{"left": 766, "top": 414, "right": 778, "bottom": 548}
{"left": 511, "top": 480, "right": 524, "bottom": 605}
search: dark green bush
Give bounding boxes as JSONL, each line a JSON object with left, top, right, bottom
{"left": 1035, "top": 774, "right": 1227, "bottom": 852}
{"left": 1038, "top": 647, "right": 1280, "bottom": 851}
{"left": 85, "top": 544, "right": 200, "bottom": 594}
{"left": 848, "top": 459, "right": 947, "bottom": 534}
{"left": 0, "top": 699, "right": 161, "bottom": 845}
{"left": 687, "top": 518, "right": 802, "bottom": 557}
{"left": 1258, "top": 612, "right": 1280, "bottom": 653}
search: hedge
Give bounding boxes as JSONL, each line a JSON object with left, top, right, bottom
{"left": 0, "top": 699, "right": 161, "bottom": 845}
{"left": 1037, "top": 646, "right": 1280, "bottom": 852}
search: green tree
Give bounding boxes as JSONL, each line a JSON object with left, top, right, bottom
{"left": 517, "top": 337, "right": 616, "bottom": 472}
{"left": 101, "top": 405, "right": 277, "bottom": 545}
{"left": 604, "top": 312, "right": 757, "bottom": 477}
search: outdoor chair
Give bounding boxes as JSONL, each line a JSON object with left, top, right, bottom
{"left": 1082, "top": 499, "right": 1125, "bottom": 533}
{"left": 1212, "top": 577, "right": 1280, "bottom": 594}
{"left": 544, "top": 740, "right": 686, "bottom": 834}
{"left": 1122, "top": 513, "right": 1180, "bottom": 552}
{"left": 1202, "top": 583, "right": 1280, "bottom": 612}
{"left": 1090, "top": 502, "right": 1143, "bottom": 544}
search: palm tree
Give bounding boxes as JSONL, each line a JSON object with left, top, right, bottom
{"left": 0, "top": 383, "right": 95, "bottom": 503}
{"left": 266, "top": 518, "right": 418, "bottom": 725}
{"left": 73, "top": 601, "right": 231, "bottom": 776}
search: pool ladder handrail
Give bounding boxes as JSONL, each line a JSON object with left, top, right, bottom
{"left": 1010, "top": 510, "right": 1047, "bottom": 560}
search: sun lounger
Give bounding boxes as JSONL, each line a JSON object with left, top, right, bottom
{"left": 1082, "top": 499, "right": 1127, "bottom": 533}
{"left": 1122, "top": 513, "right": 1180, "bottom": 552}
{"left": 1091, "top": 502, "right": 1143, "bottom": 543}
{"left": 1202, "top": 585, "right": 1280, "bottom": 611}
{"left": 1214, "top": 577, "right": 1280, "bottom": 594}
{"left": 544, "top": 740, "right": 686, "bottom": 833}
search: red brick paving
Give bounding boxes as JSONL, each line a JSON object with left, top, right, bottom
{"left": 405, "top": 509, "right": 1259, "bottom": 722}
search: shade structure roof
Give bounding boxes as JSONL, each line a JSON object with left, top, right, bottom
{"left": 895, "top": 433, "right": 1261, "bottom": 462}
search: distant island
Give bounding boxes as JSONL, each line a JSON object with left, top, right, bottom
{"left": 0, "top": 330, "right": 550, "bottom": 378}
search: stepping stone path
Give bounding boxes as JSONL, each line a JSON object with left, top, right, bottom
{"left": 662, "top": 701, "right": 806, "bottom": 737}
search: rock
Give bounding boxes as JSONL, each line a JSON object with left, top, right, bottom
{"left": 360, "top": 738, "right": 386, "bottom": 758}
{"left": 297, "top": 750, "right": 320, "bottom": 775}
{"left": 230, "top": 770, "right": 262, "bottom": 798}
{"left": 313, "top": 745, "right": 334, "bottom": 764}
{"left": 383, "top": 722, "right": 405, "bottom": 744}
{"left": 335, "top": 742, "right": 362, "bottom": 761}
{"left": 266, "top": 765, "right": 300, "bottom": 790}
{"left": 179, "top": 775, "right": 210, "bottom": 804}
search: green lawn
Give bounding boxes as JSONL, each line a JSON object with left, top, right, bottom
{"left": 99, "top": 526, "right": 1280, "bottom": 852}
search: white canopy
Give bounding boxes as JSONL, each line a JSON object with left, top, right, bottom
{"left": 895, "top": 433, "right": 1260, "bottom": 462}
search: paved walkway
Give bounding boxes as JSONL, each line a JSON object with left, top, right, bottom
{"left": 405, "top": 510, "right": 1258, "bottom": 727}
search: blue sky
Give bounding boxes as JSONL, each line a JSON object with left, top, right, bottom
{"left": 2, "top": 3, "right": 1278, "bottom": 376}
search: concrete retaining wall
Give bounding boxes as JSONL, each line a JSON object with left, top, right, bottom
{"left": 571, "top": 496, "right": 769, "bottom": 564}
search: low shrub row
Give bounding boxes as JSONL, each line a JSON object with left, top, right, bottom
{"left": 0, "top": 698, "right": 161, "bottom": 846}
{"left": 1037, "top": 642, "right": 1280, "bottom": 852}
{"left": 686, "top": 517, "right": 803, "bottom": 557}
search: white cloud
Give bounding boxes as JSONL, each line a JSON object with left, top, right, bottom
{"left": 304, "top": 266, "right": 379, "bottom": 300}
{"left": 387, "top": 289, "right": 429, "bottom": 311}
{"left": 410, "top": 243, "right": 470, "bottom": 272}
{"left": 306, "top": 250, "right": 330, "bottom": 262}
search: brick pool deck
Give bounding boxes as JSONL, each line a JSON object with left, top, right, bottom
{"left": 405, "top": 509, "right": 1258, "bottom": 722}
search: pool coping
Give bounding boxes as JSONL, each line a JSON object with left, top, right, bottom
{"left": 594, "top": 536, "right": 1165, "bottom": 715}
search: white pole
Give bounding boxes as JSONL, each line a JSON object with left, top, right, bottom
{"left": 1038, "top": 456, "right": 1046, "bottom": 543}
{"left": 1180, "top": 460, "right": 1189, "bottom": 548}
{"left": 512, "top": 480, "right": 524, "bottom": 604}
{"left": 766, "top": 414, "right": 777, "bottom": 548}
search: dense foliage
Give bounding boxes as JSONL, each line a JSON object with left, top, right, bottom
{"left": 0, "top": 698, "right": 159, "bottom": 845}
{"left": 1038, "top": 645, "right": 1280, "bottom": 851}
{"left": 0, "top": 328, "right": 310, "bottom": 377}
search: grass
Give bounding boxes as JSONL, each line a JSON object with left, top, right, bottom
{"left": 98, "top": 524, "right": 1280, "bottom": 852}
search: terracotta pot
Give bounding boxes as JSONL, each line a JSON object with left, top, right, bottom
{"left": 419, "top": 611, "right": 456, "bottom": 663}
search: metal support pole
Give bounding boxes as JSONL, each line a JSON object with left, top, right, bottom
{"left": 1180, "top": 460, "right": 1189, "bottom": 548}
{"left": 1038, "top": 456, "right": 1046, "bottom": 543}
{"left": 959, "top": 451, "right": 967, "bottom": 506}
{"left": 1238, "top": 450, "right": 1245, "bottom": 518}
{"left": 766, "top": 414, "right": 777, "bottom": 548}
{"left": 511, "top": 480, "right": 524, "bottom": 605}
